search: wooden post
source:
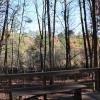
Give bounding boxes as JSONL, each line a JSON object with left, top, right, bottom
{"left": 9, "top": 78, "right": 13, "bottom": 100}
{"left": 9, "top": 93, "right": 12, "bottom": 100}
{"left": 74, "top": 73, "right": 78, "bottom": 82}
{"left": 74, "top": 89, "right": 82, "bottom": 100}
{"left": 43, "top": 76, "right": 47, "bottom": 100}
{"left": 95, "top": 70, "right": 100, "bottom": 91}
{"left": 19, "top": 96, "right": 22, "bottom": 100}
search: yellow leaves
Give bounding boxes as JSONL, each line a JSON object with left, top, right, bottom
{"left": 70, "top": 37, "right": 81, "bottom": 49}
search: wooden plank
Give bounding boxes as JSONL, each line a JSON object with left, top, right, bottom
{"left": 0, "top": 70, "right": 80, "bottom": 80}
{"left": 78, "top": 80, "right": 95, "bottom": 84}
{"left": 87, "top": 91, "right": 100, "bottom": 100}
{"left": 11, "top": 84, "right": 86, "bottom": 96}
{"left": 0, "top": 68, "right": 99, "bottom": 83}
{"left": 0, "top": 68, "right": 99, "bottom": 80}
{"left": 79, "top": 68, "right": 100, "bottom": 73}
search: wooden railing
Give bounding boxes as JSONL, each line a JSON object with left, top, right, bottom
{"left": 0, "top": 68, "right": 100, "bottom": 99}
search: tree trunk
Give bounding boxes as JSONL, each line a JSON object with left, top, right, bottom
{"left": 91, "top": 0, "right": 99, "bottom": 91}
{"left": 46, "top": 0, "right": 52, "bottom": 69}
{"left": 44, "top": 0, "right": 47, "bottom": 71}
{"left": 17, "top": 0, "right": 25, "bottom": 67}
{"left": 0, "top": 0, "right": 9, "bottom": 54}
{"left": 34, "top": 0, "right": 43, "bottom": 71}
{"left": 52, "top": 0, "right": 57, "bottom": 69}
{"left": 91, "top": 0, "right": 98, "bottom": 68}
{"left": 79, "top": 0, "right": 88, "bottom": 68}
{"left": 83, "top": 0, "right": 92, "bottom": 68}
{"left": 64, "top": 0, "right": 69, "bottom": 69}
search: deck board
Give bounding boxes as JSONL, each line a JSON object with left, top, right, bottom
{"left": 12, "top": 84, "right": 86, "bottom": 96}
{"left": 86, "top": 91, "right": 100, "bottom": 100}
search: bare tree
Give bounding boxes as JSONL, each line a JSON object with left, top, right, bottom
{"left": 34, "top": 0, "right": 43, "bottom": 71}
{"left": 64, "top": 0, "right": 71, "bottom": 69}
{"left": 0, "top": 0, "right": 9, "bottom": 54}
{"left": 52, "top": 0, "right": 57, "bottom": 68}
{"left": 79, "top": 0, "right": 88, "bottom": 68}
{"left": 83, "top": 0, "right": 92, "bottom": 68}
{"left": 91, "top": 0, "right": 99, "bottom": 91}
{"left": 43, "top": 0, "right": 47, "bottom": 71}
{"left": 17, "top": 0, "right": 25, "bottom": 67}
{"left": 10, "top": 7, "right": 20, "bottom": 68}
{"left": 91, "top": 0, "right": 98, "bottom": 68}
{"left": 46, "top": 0, "right": 52, "bottom": 69}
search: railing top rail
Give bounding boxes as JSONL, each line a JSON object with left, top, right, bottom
{"left": 0, "top": 68, "right": 99, "bottom": 79}
{"left": 0, "top": 70, "right": 79, "bottom": 79}
{"left": 79, "top": 67, "right": 100, "bottom": 72}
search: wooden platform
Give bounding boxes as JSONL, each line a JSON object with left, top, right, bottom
{"left": 23, "top": 92, "right": 100, "bottom": 100}
{"left": 0, "top": 68, "right": 99, "bottom": 100}
{"left": 11, "top": 84, "right": 86, "bottom": 96}
{"left": 86, "top": 91, "right": 100, "bottom": 100}
{"left": 10, "top": 84, "right": 86, "bottom": 100}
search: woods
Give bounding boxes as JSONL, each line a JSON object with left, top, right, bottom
{"left": 0, "top": 0, "right": 100, "bottom": 100}
{"left": 0, "top": 0, "right": 99, "bottom": 72}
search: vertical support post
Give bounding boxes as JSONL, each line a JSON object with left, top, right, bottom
{"left": 8, "top": 78, "right": 12, "bottom": 100}
{"left": 95, "top": 70, "right": 100, "bottom": 91}
{"left": 74, "top": 89, "right": 82, "bottom": 100}
{"left": 74, "top": 73, "right": 78, "bottom": 82}
{"left": 44, "top": 95, "right": 47, "bottom": 100}
{"left": 19, "top": 96, "right": 22, "bottom": 100}
{"left": 9, "top": 93, "right": 12, "bottom": 100}
{"left": 43, "top": 76, "right": 47, "bottom": 100}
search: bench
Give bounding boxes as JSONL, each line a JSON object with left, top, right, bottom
{"left": 11, "top": 84, "right": 86, "bottom": 100}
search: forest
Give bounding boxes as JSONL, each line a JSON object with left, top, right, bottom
{"left": 0, "top": 0, "right": 99, "bottom": 73}
{"left": 0, "top": 0, "right": 100, "bottom": 100}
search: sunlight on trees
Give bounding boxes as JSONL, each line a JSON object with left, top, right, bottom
{"left": 0, "top": 0, "right": 99, "bottom": 72}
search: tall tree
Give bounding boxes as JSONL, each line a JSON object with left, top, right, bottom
{"left": 52, "top": 0, "right": 57, "bottom": 68}
{"left": 83, "top": 0, "right": 92, "bottom": 68}
{"left": 64, "top": 0, "right": 70, "bottom": 69}
{"left": 34, "top": 0, "right": 43, "bottom": 71}
{"left": 79, "top": 0, "right": 89, "bottom": 68}
{"left": 91, "top": 0, "right": 99, "bottom": 91}
{"left": 46, "top": 0, "right": 52, "bottom": 69}
{"left": 0, "top": 0, "right": 9, "bottom": 54}
{"left": 91, "top": 0, "right": 98, "bottom": 68}
{"left": 17, "top": 0, "right": 25, "bottom": 67}
{"left": 43, "top": 0, "right": 47, "bottom": 71}
{"left": 10, "top": 10, "right": 18, "bottom": 68}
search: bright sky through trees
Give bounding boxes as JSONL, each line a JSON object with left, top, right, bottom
{"left": 10, "top": 0, "right": 82, "bottom": 34}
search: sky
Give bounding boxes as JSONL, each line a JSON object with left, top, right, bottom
{"left": 10, "top": 0, "right": 82, "bottom": 35}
